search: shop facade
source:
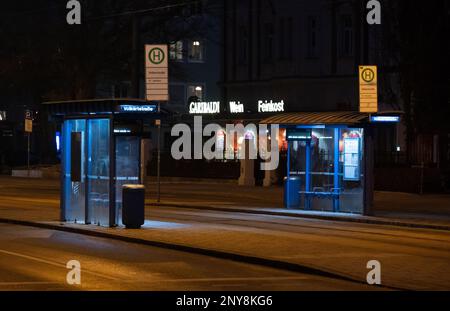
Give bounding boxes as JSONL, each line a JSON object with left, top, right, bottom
{"left": 181, "top": 101, "right": 400, "bottom": 215}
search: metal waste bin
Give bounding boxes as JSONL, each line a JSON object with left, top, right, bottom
{"left": 284, "top": 177, "right": 301, "bottom": 209}
{"left": 122, "top": 184, "right": 145, "bottom": 229}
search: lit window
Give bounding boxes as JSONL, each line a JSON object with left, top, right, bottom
{"left": 170, "top": 41, "right": 184, "bottom": 61}
{"left": 188, "top": 40, "right": 204, "bottom": 62}
{"left": 0, "top": 111, "right": 6, "bottom": 121}
{"left": 187, "top": 85, "right": 204, "bottom": 102}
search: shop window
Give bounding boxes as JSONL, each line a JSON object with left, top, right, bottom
{"left": 188, "top": 40, "right": 204, "bottom": 62}
{"left": 170, "top": 41, "right": 184, "bottom": 61}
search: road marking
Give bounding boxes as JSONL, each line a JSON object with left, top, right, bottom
{"left": 0, "top": 249, "right": 119, "bottom": 281}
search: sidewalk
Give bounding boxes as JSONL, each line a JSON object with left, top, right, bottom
{"left": 143, "top": 181, "right": 450, "bottom": 230}
{"left": 0, "top": 176, "right": 449, "bottom": 229}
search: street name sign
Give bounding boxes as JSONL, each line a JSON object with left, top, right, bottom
{"left": 145, "top": 45, "right": 169, "bottom": 101}
{"left": 359, "top": 65, "right": 378, "bottom": 113}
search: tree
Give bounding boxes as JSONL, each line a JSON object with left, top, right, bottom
{"left": 380, "top": 0, "right": 449, "bottom": 168}
{"left": 0, "top": 0, "right": 208, "bottom": 101}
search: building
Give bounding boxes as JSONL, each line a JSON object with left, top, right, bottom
{"left": 221, "top": 0, "right": 368, "bottom": 112}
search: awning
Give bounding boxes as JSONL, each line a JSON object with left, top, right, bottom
{"left": 260, "top": 111, "right": 370, "bottom": 125}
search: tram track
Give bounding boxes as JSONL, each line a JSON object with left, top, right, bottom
{"left": 147, "top": 207, "right": 450, "bottom": 246}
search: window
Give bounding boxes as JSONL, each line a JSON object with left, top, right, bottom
{"left": 169, "top": 84, "right": 185, "bottom": 106}
{"left": 113, "top": 83, "right": 130, "bottom": 98}
{"left": 183, "top": 1, "right": 203, "bottom": 16}
{"left": 307, "top": 16, "right": 318, "bottom": 57}
{"left": 278, "top": 17, "right": 294, "bottom": 60}
{"left": 187, "top": 85, "right": 204, "bottom": 102}
{"left": 170, "top": 41, "right": 184, "bottom": 61}
{"left": 188, "top": 40, "right": 204, "bottom": 62}
{"left": 0, "top": 111, "right": 6, "bottom": 121}
{"left": 278, "top": 18, "right": 285, "bottom": 60}
{"left": 263, "top": 23, "right": 274, "bottom": 62}
{"left": 287, "top": 17, "right": 293, "bottom": 60}
{"left": 238, "top": 26, "right": 248, "bottom": 64}
{"left": 340, "top": 15, "right": 353, "bottom": 57}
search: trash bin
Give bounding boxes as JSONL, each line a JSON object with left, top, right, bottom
{"left": 122, "top": 184, "right": 145, "bottom": 229}
{"left": 284, "top": 177, "right": 301, "bottom": 209}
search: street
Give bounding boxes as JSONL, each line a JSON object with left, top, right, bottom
{"left": 0, "top": 177, "right": 449, "bottom": 290}
{"left": 0, "top": 223, "right": 372, "bottom": 291}
{"left": 144, "top": 207, "right": 450, "bottom": 290}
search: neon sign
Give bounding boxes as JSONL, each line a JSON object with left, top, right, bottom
{"left": 258, "top": 100, "right": 285, "bottom": 113}
{"left": 370, "top": 116, "right": 400, "bottom": 123}
{"left": 189, "top": 101, "right": 220, "bottom": 114}
{"left": 119, "top": 105, "right": 157, "bottom": 113}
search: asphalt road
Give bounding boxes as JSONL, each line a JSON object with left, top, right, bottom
{"left": 144, "top": 207, "right": 450, "bottom": 290}
{"left": 0, "top": 223, "right": 374, "bottom": 291}
{"left": 0, "top": 177, "right": 448, "bottom": 290}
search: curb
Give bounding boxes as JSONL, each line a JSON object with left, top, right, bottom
{"left": 146, "top": 202, "right": 450, "bottom": 232}
{"left": 0, "top": 217, "right": 405, "bottom": 291}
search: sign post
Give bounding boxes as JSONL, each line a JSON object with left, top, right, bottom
{"left": 145, "top": 45, "right": 169, "bottom": 102}
{"left": 359, "top": 65, "right": 378, "bottom": 113}
{"left": 145, "top": 45, "right": 168, "bottom": 203}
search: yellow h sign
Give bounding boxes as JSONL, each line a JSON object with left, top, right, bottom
{"left": 359, "top": 65, "right": 378, "bottom": 113}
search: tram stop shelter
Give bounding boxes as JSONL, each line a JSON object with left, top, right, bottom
{"left": 261, "top": 111, "right": 401, "bottom": 215}
{"left": 44, "top": 99, "right": 166, "bottom": 227}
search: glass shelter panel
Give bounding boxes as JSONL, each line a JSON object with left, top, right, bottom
{"left": 309, "top": 128, "right": 336, "bottom": 211}
{"left": 339, "top": 128, "right": 364, "bottom": 213}
{"left": 115, "top": 136, "right": 140, "bottom": 226}
{"left": 62, "top": 119, "right": 86, "bottom": 223}
{"left": 287, "top": 126, "right": 364, "bottom": 214}
{"left": 87, "top": 119, "right": 111, "bottom": 226}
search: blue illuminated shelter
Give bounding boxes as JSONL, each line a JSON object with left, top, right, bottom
{"left": 44, "top": 99, "right": 167, "bottom": 227}
{"left": 261, "top": 111, "right": 401, "bottom": 215}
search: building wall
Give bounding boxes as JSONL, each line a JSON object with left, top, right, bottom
{"left": 222, "top": 0, "right": 368, "bottom": 113}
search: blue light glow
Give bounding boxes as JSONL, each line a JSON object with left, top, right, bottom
{"left": 120, "top": 105, "right": 157, "bottom": 113}
{"left": 370, "top": 116, "right": 400, "bottom": 123}
{"left": 55, "top": 131, "right": 61, "bottom": 152}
